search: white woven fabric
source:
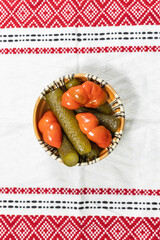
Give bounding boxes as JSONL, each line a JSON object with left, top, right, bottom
{"left": 0, "top": 25, "right": 160, "bottom": 216}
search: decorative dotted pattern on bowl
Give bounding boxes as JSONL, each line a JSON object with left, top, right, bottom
{"left": 33, "top": 73, "right": 125, "bottom": 166}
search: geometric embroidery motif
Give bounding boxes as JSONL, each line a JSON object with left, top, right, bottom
{"left": 0, "top": 216, "right": 160, "bottom": 240}
{"left": 0, "top": 0, "right": 159, "bottom": 28}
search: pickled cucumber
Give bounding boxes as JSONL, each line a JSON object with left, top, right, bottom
{"left": 93, "top": 112, "right": 120, "bottom": 133}
{"left": 65, "top": 78, "right": 81, "bottom": 90}
{"left": 76, "top": 108, "right": 120, "bottom": 133}
{"left": 46, "top": 89, "right": 91, "bottom": 155}
{"left": 96, "top": 102, "right": 113, "bottom": 115}
{"left": 85, "top": 142, "right": 100, "bottom": 161}
{"left": 58, "top": 134, "right": 79, "bottom": 167}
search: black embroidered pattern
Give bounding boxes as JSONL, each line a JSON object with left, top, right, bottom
{"left": 0, "top": 200, "right": 159, "bottom": 210}
{"left": 0, "top": 32, "right": 159, "bottom": 42}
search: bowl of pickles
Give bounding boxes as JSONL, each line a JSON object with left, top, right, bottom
{"left": 33, "top": 73, "right": 125, "bottom": 167}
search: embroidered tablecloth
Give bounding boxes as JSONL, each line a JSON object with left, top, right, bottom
{"left": 0, "top": 0, "right": 160, "bottom": 239}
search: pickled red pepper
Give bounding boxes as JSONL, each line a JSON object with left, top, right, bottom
{"left": 76, "top": 113, "right": 112, "bottom": 148}
{"left": 76, "top": 113, "right": 99, "bottom": 134}
{"left": 61, "top": 81, "right": 107, "bottom": 110}
{"left": 76, "top": 108, "right": 120, "bottom": 133}
{"left": 38, "top": 110, "right": 62, "bottom": 148}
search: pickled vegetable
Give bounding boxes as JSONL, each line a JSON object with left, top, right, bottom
{"left": 62, "top": 81, "right": 107, "bottom": 110}
{"left": 93, "top": 112, "right": 120, "bottom": 133}
{"left": 76, "top": 112, "right": 112, "bottom": 148}
{"left": 43, "top": 123, "right": 62, "bottom": 148}
{"left": 76, "top": 113, "right": 99, "bottom": 134}
{"left": 96, "top": 102, "right": 113, "bottom": 115}
{"left": 38, "top": 111, "right": 62, "bottom": 148}
{"left": 76, "top": 108, "right": 120, "bottom": 133}
{"left": 85, "top": 143, "right": 100, "bottom": 161}
{"left": 65, "top": 78, "right": 81, "bottom": 90}
{"left": 82, "top": 81, "right": 107, "bottom": 108}
{"left": 38, "top": 110, "right": 58, "bottom": 133}
{"left": 87, "top": 126, "right": 112, "bottom": 148}
{"left": 46, "top": 89, "right": 91, "bottom": 155}
{"left": 62, "top": 90, "right": 82, "bottom": 110}
{"left": 58, "top": 134, "right": 79, "bottom": 167}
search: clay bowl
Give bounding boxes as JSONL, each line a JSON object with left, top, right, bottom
{"left": 33, "top": 73, "right": 125, "bottom": 166}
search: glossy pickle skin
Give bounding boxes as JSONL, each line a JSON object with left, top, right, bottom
{"left": 46, "top": 89, "right": 91, "bottom": 155}
{"left": 65, "top": 78, "right": 82, "bottom": 90}
{"left": 96, "top": 102, "right": 113, "bottom": 115}
{"left": 58, "top": 134, "right": 79, "bottom": 167}
{"left": 85, "top": 142, "right": 100, "bottom": 161}
{"left": 93, "top": 112, "right": 120, "bottom": 133}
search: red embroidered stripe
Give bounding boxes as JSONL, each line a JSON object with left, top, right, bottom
{"left": 0, "top": 215, "right": 159, "bottom": 239}
{"left": 0, "top": 46, "right": 160, "bottom": 54}
{"left": 0, "top": 187, "right": 159, "bottom": 195}
{"left": 0, "top": 0, "right": 159, "bottom": 28}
